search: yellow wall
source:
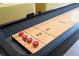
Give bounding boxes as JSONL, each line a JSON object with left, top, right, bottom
{"left": 0, "top": 3, "right": 35, "bottom": 25}
{"left": 35, "top": 3, "right": 71, "bottom": 12}
{"left": 0, "top": 3, "right": 71, "bottom": 25}
{"left": 45, "top": 3, "right": 71, "bottom": 11}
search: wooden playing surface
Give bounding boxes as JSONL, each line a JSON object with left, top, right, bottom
{"left": 12, "top": 7, "right": 79, "bottom": 54}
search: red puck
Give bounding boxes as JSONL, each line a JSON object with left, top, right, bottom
{"left": 18, "top": 31, "right": 24, "bottom": 37}
{"left": 22, "top": 35, "right": 27, "bottom": 41}
{"left": 27, "top": 38, "right": 33, "bottom": 43}
{"left": 33, "top": 41, "right": 39, "bottom": 47}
